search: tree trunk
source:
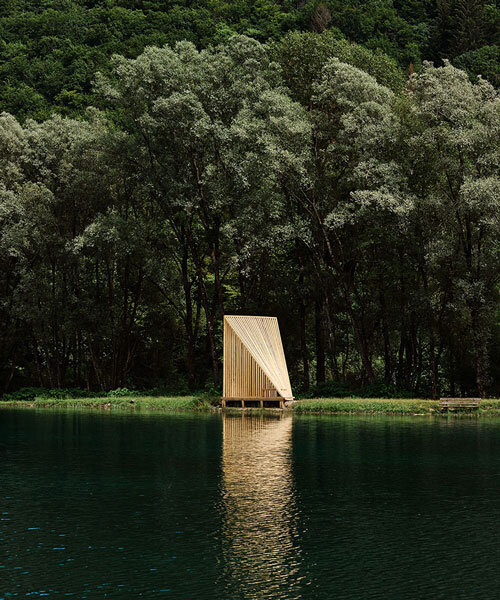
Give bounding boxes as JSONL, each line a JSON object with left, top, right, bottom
{"left": 341, "top": 283, "right": 375, "bottom": 384}
{"left": 471, "top": 307, "right": 488, "bottom": 398}
{"left": 308, "top": 201, "right": 375, "bottom": 384}
{"left": 379, "top": 279, "right": 395, "bottom": 385}
{"left": 299, "top": 297, "right": 310, "bottom": 391}
{"left": 315, "top": 297, "right": 325, "bottom": 384}
{"left": 429, "top": 331, "right": 438, "bottom": 400}
{"left": 186, "top": 230, "right": 219, "bottom": 385}
{"left": 3, "top": 351, "right": 17, "bottom": 394}
{"left": 211, "top": 227, "right": 225, "bottom": 319}
{"left": 32, "top": 336, "right": 44, "bottom": 387}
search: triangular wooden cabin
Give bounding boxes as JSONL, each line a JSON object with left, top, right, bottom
{"left": 222, "top": 315, "right": 293, "bottom": 408}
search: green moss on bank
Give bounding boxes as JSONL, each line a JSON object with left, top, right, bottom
{"left": 0, "top": 396, "right": 212, "bottom": 411}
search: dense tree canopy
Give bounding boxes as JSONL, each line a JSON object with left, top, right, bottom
{"left": 0, "top": 0, "right": 498, "bottom": 119}
{"left": 0, "top": 35, "right": 499, "bottom": 398}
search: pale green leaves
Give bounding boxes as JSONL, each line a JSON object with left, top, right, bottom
{"left": 460, "top": 177, "right": 500, "bottom": 227}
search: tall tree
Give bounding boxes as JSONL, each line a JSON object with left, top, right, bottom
{"left": 401, "top": 61, "right": 500, "bottom": 396}
{"left": 96, "top": 35, "right": 310, "bottom": 384}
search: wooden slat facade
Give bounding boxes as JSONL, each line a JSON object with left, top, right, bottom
{"left": 222, "top": 316, "right": 293, "bottom": 408}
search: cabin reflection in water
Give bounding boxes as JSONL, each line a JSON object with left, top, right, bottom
{"left": 220, "top": 414, "right": 305, "bottom": 597}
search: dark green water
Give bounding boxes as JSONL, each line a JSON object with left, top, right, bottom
{"left": 2, "top": 410, "right": 500, "bottom": 599}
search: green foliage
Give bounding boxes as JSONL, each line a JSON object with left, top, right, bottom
{"left": 1, "top": 387, "right": 104, "bottom": 401}
{"left": 273, "top": 31, "right": 405, "bottom": 107}
{"left": 454, "top": 45, "right": 500, "bottom": 87}
{"left": 1, "top": 387, "right": 44, "bottom": 402}
{"left": 0, "top": 0, "right": 498, "bottom": 121}
{"left": 1, "top": 386, "right": 190, "bottom": 402}
{"left": 0, "top": 37, "right": 499, "bottom": 400}
{"left": 477, "top": 399, "right": 500, "bottom": 414}
{"left": 0, "top": 0, "right": 302, "bottom": 119}
{"left": 107, "top": 387, "right": 139, "bottom": 397}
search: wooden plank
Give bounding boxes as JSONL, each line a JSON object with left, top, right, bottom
{"left": 439, "top": 397, "right": 481, "bottom": 411}
{"left": 440, "top": 397, "right": 481, "bottom": 400}
{"left": 440, "top": 398, "right": 480, "bottom": 404}
{"left": 440, "top": 402, "right": 480, "bottom": 405}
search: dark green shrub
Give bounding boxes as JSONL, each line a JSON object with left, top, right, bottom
{"left": 107, "top": 388, "right": 140, "bottom": 397}
{"left": 2, "top": 387, "right": 43, "bottom": 401}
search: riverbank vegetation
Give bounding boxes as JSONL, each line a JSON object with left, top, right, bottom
{"left": 294, "top": 398, "right": 438, "bottom": 414}
{"left": 4, "top": 395, "right": 500, "bottom": 416}
{"left": 295, "top": 397, "right": 500, "bottom": 414}
{"left": 0, "top": 7, "right": 499, "bottom": 401}
{"left": 0, "top": 395, "right": 212, "bottom": 411}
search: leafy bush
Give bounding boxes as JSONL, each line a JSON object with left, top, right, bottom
{"left": 2, "top": 385, "right": 215, "bottom": 402}
{"left": 107, "top": 388, "right": 140, "bottom": 397}
{"left": 3, "top": 387, "right": 113, "bottom": 401}
{"left": 194, "top": 383, "right": 221, "bottom": 406}
{"left": 1, "top": 387, "right": 43, "bottom": 401}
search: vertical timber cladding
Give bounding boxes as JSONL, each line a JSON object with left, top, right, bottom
{"left": 222, "top": 315, "right": 293, "bottom": 406}
{"left": 223, "top": 322, "right": 275, "bottom": 398}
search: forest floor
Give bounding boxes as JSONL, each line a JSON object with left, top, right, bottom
{"left": 2, "top": 395, "right": 500, "bottom": 415}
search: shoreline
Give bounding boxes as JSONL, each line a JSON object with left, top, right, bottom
{"left": 2, "top": 396, "right": 500, "bottom": 416}
{"left": 0, "top": 396, "right": 212, "bottom": 412}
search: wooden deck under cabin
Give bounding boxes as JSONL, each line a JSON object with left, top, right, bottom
{"left": 222, "top": 396, "right": 286, "bottom": 409}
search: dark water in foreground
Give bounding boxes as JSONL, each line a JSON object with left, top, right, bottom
{"left": 2, "top": 410, "right": 500, "bottom": 599}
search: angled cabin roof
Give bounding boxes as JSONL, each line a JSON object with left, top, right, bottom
{"left": 224, "top": 315, "right": 293, "bottom": 400}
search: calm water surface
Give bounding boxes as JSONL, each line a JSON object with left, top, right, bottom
{"left": 2, "top": 409, "right": 500, "bottom": 599}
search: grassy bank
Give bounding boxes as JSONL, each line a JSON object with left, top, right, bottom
{"left": 0, "top": 395, "right": 213, "bottom": 412}
{"left": 293, "top": 397, "right": 500, "bottom": 415}
{"left": 293, "top": 398, "right": 437, "bottom": 415}
{"left": 3, "top": 395, "right": 500, "bottom": 416}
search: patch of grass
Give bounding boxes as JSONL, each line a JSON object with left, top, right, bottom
{"left": 293, "top": 397, "right": 438, "bottom": 414}
{"left": 477, "top": 399, "right": 500, "bottom": 415}
{"left": 0, "top": 395, "right": 212, "bottom": 412}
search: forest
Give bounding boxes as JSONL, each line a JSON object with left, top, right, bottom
{"left": 0, "top": 0, "right": 499, "bottom": 119}
{"left": 0, "top": 2, "right": 499, "bottom": 399}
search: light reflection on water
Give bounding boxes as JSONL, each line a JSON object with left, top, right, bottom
{"left": 219, "top": 414, "right": 307, "bottom": 598}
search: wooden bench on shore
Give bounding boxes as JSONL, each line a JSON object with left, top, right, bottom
{"left": 439, "top": 397, "right": 481, "bottom": 412}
